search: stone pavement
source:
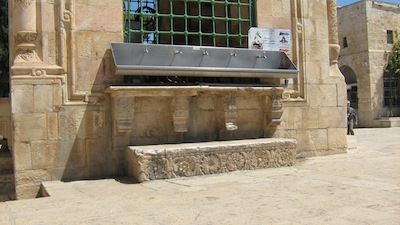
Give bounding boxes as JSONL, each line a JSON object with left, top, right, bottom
{"left": 0, "top": 128, "right": 399, "bottom": 225}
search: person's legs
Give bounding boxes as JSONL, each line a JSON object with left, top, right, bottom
{"left": 349, "top": 122, "right": 354, "bottom": 135}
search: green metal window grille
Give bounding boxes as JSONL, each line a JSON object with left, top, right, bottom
{"left": 387, "top": 30, "right": 394, "bottom": 44}
{"left": 123, "top": 0, "right": 256, "bottom": 48}
{"left": 383, "top": 75, "right": 400, "bottom": 107}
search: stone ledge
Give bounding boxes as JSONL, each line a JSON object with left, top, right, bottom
{"left": 125, "top": 138, "right": 297, "bottom": 182}
{"left": 370, "top": 117, "right": 400, "bottom": 128}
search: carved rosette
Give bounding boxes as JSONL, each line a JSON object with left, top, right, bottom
{"left": 225, "top": 152, "right": 246, "bottom": 171}
{"left": 130, "top": 140, "right": 297, "bottom": 182}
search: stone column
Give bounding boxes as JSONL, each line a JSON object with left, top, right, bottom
{"left": 327, "top": 0, "right": 340, "bottom": 66}
{"left": 13, "top": 0, "right": 41, "bottom": 63}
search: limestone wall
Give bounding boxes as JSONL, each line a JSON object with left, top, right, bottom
{"left": 270, "top": 0, "right": 348, "bottom": 157}
{"left": 9, "top": 0, "right": 347, "bottom": 199}
{"left": 338, "top": 1, "right": 400, "bottom": 126}
{"left": 9, "top": 0, "right": 123, "bottom": 199}
{"left": 366, "top": 1, "right": 400, "bottom": 121}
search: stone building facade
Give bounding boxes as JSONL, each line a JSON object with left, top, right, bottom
{"left": 337, "top": 0, "right": 400, "bottom": 127}
{"left": 4, "top": 0, "right": 347, "bottom": 199}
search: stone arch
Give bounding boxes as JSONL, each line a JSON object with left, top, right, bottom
{"left": 340, "top": 65, "right": 358, "bottom": 108}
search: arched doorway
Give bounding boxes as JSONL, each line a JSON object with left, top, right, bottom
{"left": 340, "top": 66, "right": 358, "bottom": 108}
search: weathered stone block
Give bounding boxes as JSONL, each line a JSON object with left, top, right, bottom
{"left": 327, "top": 128, "right": 348, "bottom": 152}
{"left": 51, "top": 140, "right": 87, "bottom": 171}
{"left": 14, "top": 114, "right": 47, "bottom": 142}
{"left": 296, "top": 129, "right": 328, "bottom": 153}
{"left": 13, "top": 142, "right": 32, "bottom": 171}
{"left": 34, "top": 84, "right": 54, "bottom": 112}
{"left": 15, "top": 170, "right": 51, "bottom": 199}
{"left": 196, "top": 95, "right": 216, "bottom": 110}
{"left": 308, "top": 84, "right": 338, "bottom": 107}
{"left": 86, "top": 139, "right": 108, "bottom": 165}
{"left": 47, "top": 112, "right": 59, "bottom": 140}
{"left": 281, "top": 107, "right": 302, "bottom": 129}
{"left": 301, "top": 107, "right": 319, "bottom": 129}
{"left": 318, "top": 107, "right": 347, "bottom": 128}
{"left": 125, "top": 138, "right": 297, "bottom": 182}
{"left": 58, "top": 108, "right": 86, "bottom": 140}
{"left": 31, "top": 141, "right": 58, "bottom": 169}
{"left": 11, "top": 84, "right": 34, "bottom": 114}
{"left": 75, "top": 5, "right": 122, "bottom": 32}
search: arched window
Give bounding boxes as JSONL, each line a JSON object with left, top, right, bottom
{"left": 340, "top": 66, "right": 358, "bottom": 108}
{"left": 123, "top": 0, "right": 256, "bottom": 47}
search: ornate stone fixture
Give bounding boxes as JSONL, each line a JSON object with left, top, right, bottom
{"left": 126, "top": 138, "right": 297, "bottom": 182}
{"left": 327, "top": 0, "right": 340, "bottom": 66}
{"left": 13, "top": 0, "right": 41, "bottom": 64}
{"left": 172, "top": 96, "right": 191, "bottom": 133}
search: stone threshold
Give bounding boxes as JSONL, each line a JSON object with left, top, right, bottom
{"left": 372, "top": 117, "right": 400, "bottom": 127}
{"left": 125, "top": 138, "right": 297, "bottom": 182}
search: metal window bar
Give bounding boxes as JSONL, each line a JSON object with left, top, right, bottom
{"left": 383, "top": 75, "right": 400, "bottom": 107}
{"left": 123, "top": 0, "right": 255, "bottom": 47}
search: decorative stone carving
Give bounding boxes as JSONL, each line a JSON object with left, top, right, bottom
{"left": 283, "top": 0, "right": 306, "bottom": 101}
{"left": 14, "top": 31, "right": 37, "bottom": 46}
{"left": 327, "top": 0, "right": 340, "bottom": 65}
{"left": 11, "top": 0, "right": 96, "bottom": 105}
{"left": 15, "top": 0, "right": 35, "bottom": 9}
{"left": 108, "top": 86, "right": 286, "bottom": 143}
{"left": 265, "top": 88, "right": 284, "bottom": 137}
{"left": 31, "top": 68, "right": 47, "bottom": 77}
{"left": 113, "top": 97, "right": 135, "bottom": 135}
{"left": 13, "top": 0, "right": 39, "bottom": 63}
{"left": 327, "top": 0, "right": 339, "bottom": 45}
{"left": 270, "top": 95, "right": 284, "bottom": 127}
{"left": 224, "top": 94, "right": 238, "bottom": 131}
{"left": 14, "top": 50, "right": 41, "bottom": 63}
{"left": 126, "top": 139, "right": 297, "bottom": 182}
{"left": 172, "top": 96, "right": 190, "bottom": 133}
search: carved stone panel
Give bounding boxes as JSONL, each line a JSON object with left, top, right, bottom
{"left": 126, "top": 138, "right": 297, "bottom": 182}
{"left": 113, "top": 97, "right": 135, "bottom": 136}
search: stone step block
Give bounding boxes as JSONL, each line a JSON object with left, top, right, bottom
{"left": 0, "top": 190, "right": 16, "bottom": 202}
{"left": 0, "top": 173, "right": 15, "bottom": 193}
{"left": 126, "top": 138, "right": 297, "bottom": 182}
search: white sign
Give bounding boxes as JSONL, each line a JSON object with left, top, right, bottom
{"left": 248, "top": 28, "right": 291, "bottom": 54}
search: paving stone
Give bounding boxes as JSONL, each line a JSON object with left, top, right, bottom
{"left": 0, "top": 128, "right": 399, "bottom": 225}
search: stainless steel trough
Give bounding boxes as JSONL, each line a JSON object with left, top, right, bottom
{"left": 111, "top": 43, "right": 298, "bottom": 79}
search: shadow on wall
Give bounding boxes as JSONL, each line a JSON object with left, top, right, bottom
{"left": 61, "top": 49, "right": 123, "bottom": 181}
